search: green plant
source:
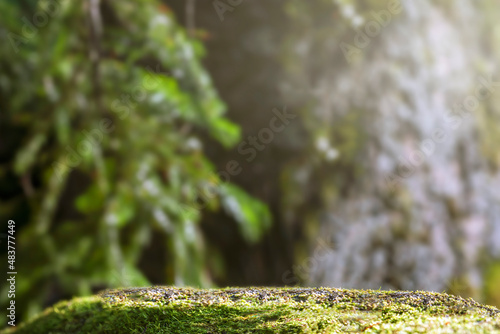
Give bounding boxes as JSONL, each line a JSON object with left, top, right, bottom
{"left": 0, "top": 0, "right": 270, "bottom": 326}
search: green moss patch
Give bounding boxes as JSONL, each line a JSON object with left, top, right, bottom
{"left": 3, "top": 287, "right": 500, "bottom": 333}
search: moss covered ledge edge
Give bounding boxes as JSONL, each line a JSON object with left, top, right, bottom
{"left": 2, "top": 287, "right": 500, "bottom": 333}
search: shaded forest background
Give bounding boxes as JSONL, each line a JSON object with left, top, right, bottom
{"left": 2, "top": 0, "right": 500, "bottom": 327}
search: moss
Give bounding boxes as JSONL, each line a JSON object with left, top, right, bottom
{"left": 2, "top": 287, "right": 500, "bottom": 334}
{"left": 485, "top": 261, "right": 500, "bottom": 308}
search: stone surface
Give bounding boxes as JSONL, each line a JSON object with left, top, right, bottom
{"left": 3, "top": 287, "right": 500, "bottom": 333}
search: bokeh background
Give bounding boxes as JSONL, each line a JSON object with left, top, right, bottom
{"left": 2, "top": 0, "right": 500, "bottom": 327}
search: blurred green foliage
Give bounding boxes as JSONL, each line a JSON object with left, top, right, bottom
{"left": 0, "top": 0, "right": 270, "bottom": 325}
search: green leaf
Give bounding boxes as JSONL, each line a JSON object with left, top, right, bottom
{"left": 218, "top": 183, "right": 272, "bottom": 243}
{"left": 75, "top": 185, "right": 104, "bottom": 214}
{"left": 14, "top": 133, "right": 47, "bottom": 174}
{"left": 104, "top": 189, "right": 136, "bottom": 228}
{"left": 55, "top": 107, "right": 70, "bottom": 145}
{"left": 209, "top": 118, "right": 241, "bottom": 148}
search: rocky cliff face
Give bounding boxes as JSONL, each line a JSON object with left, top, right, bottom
{"left": 283, "top": 0, "right": 500, "bottom": 296}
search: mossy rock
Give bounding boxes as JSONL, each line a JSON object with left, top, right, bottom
{"left": 3, "top": 287, "right": 500, "bottom": 333}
